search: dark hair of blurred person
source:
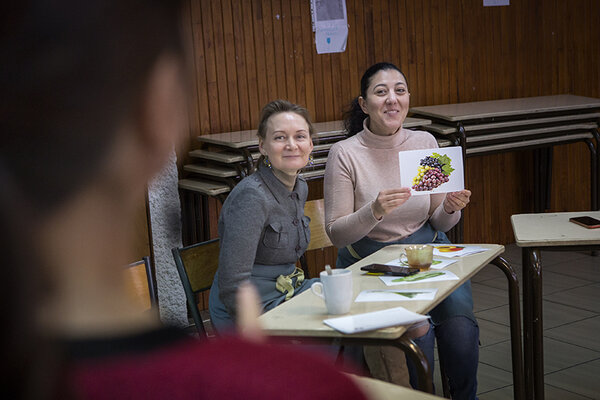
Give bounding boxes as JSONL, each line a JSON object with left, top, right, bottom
{"left": 0, "top": 1, "right": 368, "bottom": 399}
{"left": 2, "top": 1, "right": 186, "bottom": 397}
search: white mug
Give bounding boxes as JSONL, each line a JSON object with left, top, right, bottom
{"left": 311, "top": 269, "right": 353, "bottom": 314}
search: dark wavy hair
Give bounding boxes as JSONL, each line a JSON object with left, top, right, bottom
{"left": 0, "top": 0, "right": 184, "bottom": 397}
{"left": 342, "top": 62, "right": 408, "bottom": 137}
{"left": 256, "top": 99, "right": 315, "bottom": 168}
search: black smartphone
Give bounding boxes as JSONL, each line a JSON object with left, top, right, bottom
{"left": 360, "top": 264, "right": 420, "bottom": 276}
{"left": 569, "top": 216, "right": 600, "bottom": 229}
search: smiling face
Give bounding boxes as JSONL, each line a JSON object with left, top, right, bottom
{"left": 259, "top": 111, "right": 314, "bottom": 177}
{"left": 358, "top": 69, "right": 410, "bottom": 136}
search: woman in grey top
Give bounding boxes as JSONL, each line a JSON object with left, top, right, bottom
{"left": 209, "top": 100, "right": 319, "bottom": 333}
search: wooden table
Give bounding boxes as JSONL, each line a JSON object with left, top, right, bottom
{"left": 350, "top": 374, "right": 444, "bottom": 399}
{"left": 259, "top": 244, "right": 524, "bottom": 399}
{"left": 410, "top": 95, "right": 600, "bottom": 214}
{"left": 511, "top": 211, "right": 600, "bottom": 400}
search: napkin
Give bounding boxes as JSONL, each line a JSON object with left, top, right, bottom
{"left": 323, "top": 307, "right": 429, "bottom": 334}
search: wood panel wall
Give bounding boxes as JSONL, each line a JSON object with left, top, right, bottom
{"left": 180, "top": 0, "right": 600, "bottom": 255}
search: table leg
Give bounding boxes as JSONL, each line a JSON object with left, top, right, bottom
{"left": 490, "top": 256, "right": 525, "bottom": 400}
{"left": 530, "top": 249, "right": 545, "bottom": 400}
{"left": 533, "top": 150, "right": 541, "bottom": 212}
{"left": 533, "top": 148, "right": 552, "bottom": 212}
{"left": 584, "top": 138, "right": 597, "bottom": 211}
{"left": 544, "top": 149, "right": 553, "bottom": 211}
{"left": 522, "top": 249, "right": 534, "bottom": 400}
{"left": 454, "top": 122, "right": 467, "bottom": 244}
{"left": 240, "top": 148, "right": 256, "bottom": 175}
{"left": 591, "top": 127, "right": 600, "bottom": 210}
{"left": 396, "top": 336, "right": 434, "bottom": 394}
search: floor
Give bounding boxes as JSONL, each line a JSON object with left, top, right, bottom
{"left": 441, "top": 243, "right": 600, "bottom": 399}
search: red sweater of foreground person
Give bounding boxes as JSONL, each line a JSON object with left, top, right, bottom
{"left": 66, "top": 327, "right": 367, "bottom": 400}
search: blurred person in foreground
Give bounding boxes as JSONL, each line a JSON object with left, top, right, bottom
{"left": 0, "top": 1, "right": 367, "bottom": 399}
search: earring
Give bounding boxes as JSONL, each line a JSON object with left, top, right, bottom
{"left": 263, "top": 156, "right": 272, "bottom": 168}
{"left": 308, "top": 154, "right": 314, "bottom": 166}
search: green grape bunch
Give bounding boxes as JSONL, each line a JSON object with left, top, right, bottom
{"left": 412, "top": 153, "right": 454, "bottom": 191}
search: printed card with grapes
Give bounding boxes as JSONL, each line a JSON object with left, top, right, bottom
{"left": 398, "top": 146, "right": 464, "bottom": 195}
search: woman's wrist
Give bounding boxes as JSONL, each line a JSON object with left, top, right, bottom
{"left": 371, "top": 202, "right": 384, "bottom": 220}
{"left": 443, "top": 201, "right": 455, "bottom": 214}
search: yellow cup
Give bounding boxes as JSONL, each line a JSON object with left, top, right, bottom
{"left": 400, "top": 244, "right": 434, "bottom": 270}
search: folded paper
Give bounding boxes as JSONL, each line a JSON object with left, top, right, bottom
{"left": 323, "top": 306, "right": 429, "bottom": 334}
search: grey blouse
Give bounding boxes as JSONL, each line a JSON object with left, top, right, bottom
{"left": 216, "top": 164, "right": 310, "bottom": 315}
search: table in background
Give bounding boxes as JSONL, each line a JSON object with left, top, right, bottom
{"left": 410, "top": 95, "right": 600, "bottom": 218}
{"left": 178, "top": 117, "right": 436, "bottom": 244}
{"left": 511, "top": 211, "right": 600, "bottom": 400}
{"left": 259, "top": 244, "right": 524, "bottom": 399}
{"left": 182, "top": 117, "right": 435, "bottom": 195}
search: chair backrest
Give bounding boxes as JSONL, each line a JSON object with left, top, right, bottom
{"left": 172, "top": 238, "right": 220, "bottom": 337}
{"left": 304, "top": 199, "right": 333, "bottom": 251}
{"left": 299, "top": 199, "right": 333, "bottom": 277}
{"left": 123, "top": 256, "right": 156, "bottom": 311}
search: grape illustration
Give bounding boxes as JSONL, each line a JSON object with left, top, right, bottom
{"left": 412, "top": 153, "right": 454, "bottom": 192}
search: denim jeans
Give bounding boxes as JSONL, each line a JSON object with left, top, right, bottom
{"left": 405, "top": 317, "right": 479, "bottom": 399}
{"left": 337, "top": 223, "right": 479, "bottom": 399}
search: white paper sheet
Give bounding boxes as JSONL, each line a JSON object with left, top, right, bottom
{"left": 484, "top": 0, "right": 509, "bottom": 6}
{"left": 399, "top": 146, "right": 464, "bottom": 196}
{"left": 311, "top": 0, "right": 348, "bottom": 54}
{"left": 385, "top": 257, "right": 458, "bottom": 270}
{"left": 428, "top": 244, "right": 488, "bottom": 258}
{"left": 379, "top": 270, "right": 459, "bottom": 286}
{"left": 323, "top": 306, "right": 429, "bottom": 334}
{"left": 355, "top": 289, "right": 438, "bottom": 302}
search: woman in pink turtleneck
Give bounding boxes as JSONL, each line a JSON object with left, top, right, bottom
{"left": 324, "top": 62, "right": 479, "bottom": 400}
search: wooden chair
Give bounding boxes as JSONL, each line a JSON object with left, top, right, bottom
{"left": 299, "top": 199, "right": 333, "bottom": 278}
{"left": 123, "top": 256, "right": 156, "bottom": 311}
{"left": 172, "top": 238, "right": 220, "bottom": 337}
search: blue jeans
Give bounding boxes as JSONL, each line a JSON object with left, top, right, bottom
{"left": 337, "top": 223, "right": 479, "bottom": 399}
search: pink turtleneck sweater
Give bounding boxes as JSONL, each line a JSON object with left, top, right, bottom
{"left": 324, "top": 122, "right": 460, "bottom": 248}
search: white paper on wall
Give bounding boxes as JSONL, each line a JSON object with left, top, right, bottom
{"left": 311, "top": 0, "right": 348, "bottom": 54}
{"left": 483, "top": 0, "right": 510, "bottom": 6}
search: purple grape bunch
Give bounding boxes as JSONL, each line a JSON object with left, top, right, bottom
{"left": 412, "top": 154, "right": 453, "bottom": 191}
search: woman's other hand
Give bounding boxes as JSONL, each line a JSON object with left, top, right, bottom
{"left": 371, "top": 188, "right": 412, "bottom": 220}
{"left": 444, "top": 190, "right": 472, "bottom": 213}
